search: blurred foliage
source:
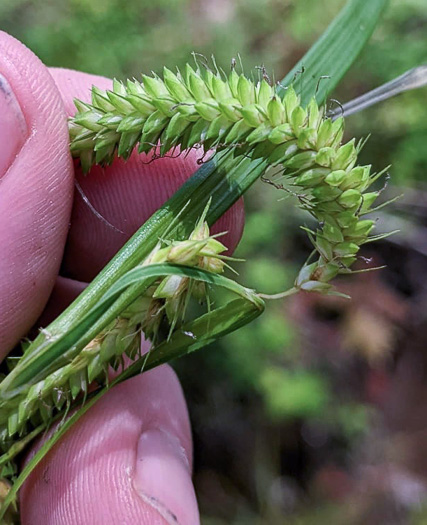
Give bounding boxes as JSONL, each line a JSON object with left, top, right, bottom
{"left": 3, "top": 0, "right": 427, "bottom": 523}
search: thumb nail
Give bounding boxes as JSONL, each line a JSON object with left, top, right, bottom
{"left": 0, "top": 74, "right": 27, "bottom": 179}
{"left": 134, "top": 428, "right": 199, "bottom": 525}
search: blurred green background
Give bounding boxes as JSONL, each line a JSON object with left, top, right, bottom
{"left": 3, "top": 1, "right": 427, "bottom": 523}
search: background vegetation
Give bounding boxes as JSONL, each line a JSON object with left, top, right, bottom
{"left": 3, "top": 1, "right": 427, "bottom": 522}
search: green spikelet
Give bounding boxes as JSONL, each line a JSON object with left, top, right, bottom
{"left": 69, "top": 60, "right": 388, "bottom": 296}
{"left": 0, "top": 218, "right": 228, "bottom": 441}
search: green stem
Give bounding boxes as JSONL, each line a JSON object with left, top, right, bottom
{"left": 258, "top": 287, "right": 299, "bottom": 300}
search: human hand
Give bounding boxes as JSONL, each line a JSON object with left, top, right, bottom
{"left": 0, "top": 31, "right": 244, "bottom": 524}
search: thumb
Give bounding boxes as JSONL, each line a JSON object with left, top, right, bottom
{"left": 20, "top": 365, "right": 199, "bottom": 525}
{"left": 0, "top": 32, "right": 74, "bottom": 358}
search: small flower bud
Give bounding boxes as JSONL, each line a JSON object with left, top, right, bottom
{"left": 127, "top": 94, "right": 156, "bottom": 116}
{"left": 312, "top": 185, "right": 342, "bottom": 203}
{"left": 116, "top": 114, "right": 145, "bottom": 133}
{"left": 203, "top": 237, "right": 227, "bottom": 256}
{"left": 316, "top": 119, "right": 333, "bottom": 149}
{"left": 257, "top": 79, "right": 273, "bottom": 107}
{"left": 343, "top": 219, "right": 374, "bottom": 240}
{"left": 300, "top": 280, "right": 333, "bottom": 293}
{"left": 295, "top": 262, "right": 318, "bottom": 287}
{"left": 311, "top": 262, "right": 340, "bottom": 282}
{"left": 315, "top": 147, "right": 336, "bottom": 167}
{"left": 267, "top": 97, "right": 285, "bottom": 127}
{"left": 98, "top": 113, "right": 122, "bottom": 130}
{"left": 161, "top": 120, "right": 189, "bottom": 154}
{"left": 126, "top": 79, "right": 147, "bottom": 96}
{"left": 325, "top": 169, "right": 347, "bottom": 187}
{"left": 294, "top": 167, "right": 329, "bottom": 187}
{"left": 239, "top": 104, "right": 265, "bottom": 127}
{"left": 113, "top": 78, "right": 127, "bottom": 96}
{"left": 190, "top": 220, "right": 210, "bottom": 241}
{"left": 163, "top": 67, "right": 192, "bottom": 102}
{"left": 268, "top": 123, "right": 294, "bottom": 144}
{"left": 167, "top": 240, "right": 205, "bottom": 266}
{"left": 339, "top": 165, "right": 370, "bottom": 191}
{"left": 290, "top": 106, "right": 307, "bottom": 135}
{"left": 297, "top": 128, "right": 317, "bottom": 149}
{"left": 328, "top": 117, "right": 344, "bottom": 147}
{"left": 333, "top": 242, "right": 359, "bottom": 257}
{"left": 268, "top": 141, "right": 299, "bottom": 164}
{"left": 118, "top": 131, "right": 140, "bottom": 158}
{"left": 154, "top": 275, "right": 185, "bottom": 299}
{"left": 218, "top": 98, "right": 241, "bottom": 122}
{"left": 331, "top": 140, "right": 357, "bottom": 170}
{"left": 316, "top": 236, "right": 334, "bottom": 260}
{"left": 186, "top": 118, "right": 211, "bottom": 148}
{"left": 283, "top": 150, "right": 316, "bottom": 170}
{"left": 307, "top": 98, "right": 321, "bottom": 128}
{"left": 224, "top": 119, "right": 251, "bottom": 144}
{"left": 338, "top": 189, "right": 362, "bottom": 209}
{"left": 142, "top": 74, "right": 169, "bottom": 98}
{"left": 205, "top": 115, "right": 231, "bottom": 141}
{"left": 74, "top": 111, "right": 104, "bottom": 132}
{"left": 247, "top": 123, "right": 273, "bottom": 144}
{"left": 141, "top": 110, "right": 169, "bottom": 138}
{"left": 194, "top": 99, "right": 221, "bottom": 121}
{"left": 151, "top": 97, "right": 176, "bottom": 117}
{"left": 203, "top": 69, "right": 217, "bottom": 94}
{"left": 322, "top": 223, "right": 344, "bottom": 243}
{"left": 91, "top": 87, "right": 116, "bottom": 112}
{"left": 359, "top": 192, "right": 379, "bottom": 213}
{"left": 315, "top": 199, "right": 343, "bottom": 214}
{"left": 336, "top": 212, "right": 358, "bottom": 229}
{"left": 201, "top": 256, "right": 225, "bottom": 274}
{"left": 228, "top": 69, "right": 240, "bottom": 98}
{"left": 212, "top": 75, "right": 232, "bottom": 100}
{"left": 186, "top": 66, "right": 212, "bottom": 101}
{"left": 237, "top": 74, "right": 256, "bottom": 105}
{"left": 283, "top": 86, "right": 299, "bottom": 120}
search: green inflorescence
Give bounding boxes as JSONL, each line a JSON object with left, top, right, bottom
{"left": 0, "top": 217, "right": 228, "bottom": 444}
{"left": 0, "top": 58, "right": 391, "bottom": 488}
{"left": 69, "top": 62, "right": 388, "bottom": 297}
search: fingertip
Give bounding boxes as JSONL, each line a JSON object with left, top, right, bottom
{"left": 0, "top": 33, "right": 73, "bottom": 357}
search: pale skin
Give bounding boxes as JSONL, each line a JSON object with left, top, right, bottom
{"left": 0, "top": 32, "right": 244, "bottom": 524}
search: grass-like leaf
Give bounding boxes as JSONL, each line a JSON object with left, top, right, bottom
{"left": 280, "top": 0, "right": 389, "bottom": 105}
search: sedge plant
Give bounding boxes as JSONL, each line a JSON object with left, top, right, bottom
{"left": 0, "top": 0, "right": 393, "bottom": 521}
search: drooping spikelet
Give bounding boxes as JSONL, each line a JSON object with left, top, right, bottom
{"left": 69, "top": 62, "right": 388, "bottom": 296}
